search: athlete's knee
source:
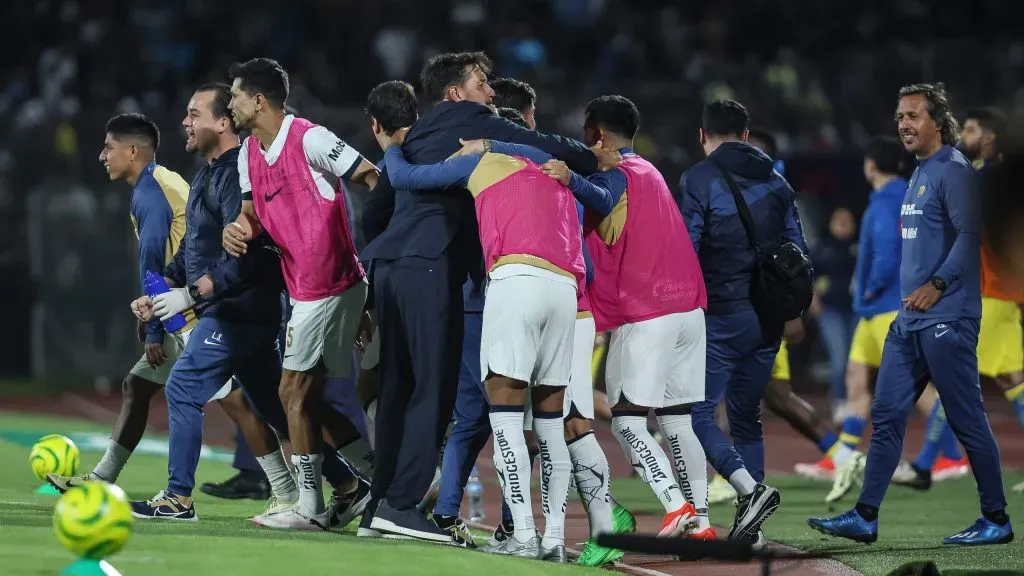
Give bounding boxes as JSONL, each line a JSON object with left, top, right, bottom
{"left": 356, "top": 368, "right": 380, "bottom": 407}
{"left": 762, "top": 379, "right": 791, "bottom": 414}
{"left": 123, "top": 375, "right": 159, "bottom": 407}
{"left": 845, "top": 362, "right": 869, "bottom": 397}
{"left": 217, "top": 388, "right": 254, "bottom": 421}
{"left": 278, "top": 369, "right": 315, "bottom": 410}
{"left": 564, "top": 416, "right": 592, "bottom": 442}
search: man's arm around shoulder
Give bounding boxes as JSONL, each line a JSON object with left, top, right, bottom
{"left": 474, "top": 110, "right": 598, "bottom": 175}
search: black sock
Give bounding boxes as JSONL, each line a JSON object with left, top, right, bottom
{"left": 433, "top": 514, "right": 457, "bottom": 529}
{"left": 911, "top": 464, "right": 932, "bottom": 480}
{"left": 855, "top": 502, "right": 879, "bottom": 522}
{"left": 983, "top": 509, "right": 1010, "bottom": 526}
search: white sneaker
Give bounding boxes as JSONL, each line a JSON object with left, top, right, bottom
{"left": 890, "top": 459, "right": 917, "bottom": 484}
{"left": 708, "top": 475, "right": 738, "bottom": 506}
{"left": 252, "top": 495, "right": 297, "bottom": 520}
{"left": 252, "top": 505, "right": 328, "bottom": 531}
{"left": 826, "top": 451, "right": 866, "bottom": 504}
{"left": 1013, "top": 481, "right": 1024, "bottom": 494}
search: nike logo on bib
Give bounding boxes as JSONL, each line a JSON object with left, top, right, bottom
{"left": 265, "top": 188, "right": 283, "bottom": 202}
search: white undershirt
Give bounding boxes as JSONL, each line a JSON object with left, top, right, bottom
{"left": 238, "top": 114, "right": 365, "bottom": 201}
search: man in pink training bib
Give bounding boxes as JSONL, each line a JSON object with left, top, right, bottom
{"left": 221, "top": 57, "right": 379, "bottom": 531}
{"left": 572, "top": 96, "right": 716, "bottom": 540}
{"left": 378, "top": 131, "right": 589, "bottom": 562}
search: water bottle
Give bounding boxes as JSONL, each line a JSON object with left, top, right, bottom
{"left": 143, "top": 270, "right": 187, "bottom": 332}
{"left": 467, "top": 466, "right": 485, "bottom": 522}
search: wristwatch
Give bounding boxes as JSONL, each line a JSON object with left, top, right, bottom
{"left": 929, "top": 276, "right": 948, "bottom": 292}
{"left": 482, "top": 139, "right": 492, "bottom": 154}
{"left": 188, "top": 284, "right": 203, "bottom": 302}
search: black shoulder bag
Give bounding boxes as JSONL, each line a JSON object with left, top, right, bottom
{"left": 711, "top": 161, "right": 813, "bottom": 334}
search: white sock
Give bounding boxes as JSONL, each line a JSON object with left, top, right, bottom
{"left": 257, "top": 450, "right": 297, "bottom": 501}
{"left": 728, "top": 468, "right": 758, "bottom": 497}
{"left": 92, "top": 440, "right": 131, "bottom": 482}
{"left": 567, "top": 432, "right": 614, "bottom": 538}
{"left": 534, "top": 413, "right": 571, "bottom": 549}
{"left": 364, "top": 399, "right": 377, "bottom": 450}
{"left": 658, "top": 414, "right": 709, "bottom": 512}
{"left": 612, "top": 415, "right": 685, "bottom": 513}
{"left": 291, "top": 453, "right": 324, "bottom": 515}
{"left": 489, "top": 410, "right": 536, "bottom": 541}
{"left": 830, "top": 442, "right": 856, "bottom": 467}
{"left": 336, "top": 437, "right": 375, "bottom": 480}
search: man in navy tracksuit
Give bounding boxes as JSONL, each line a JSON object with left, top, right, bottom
{"left": 129, "top": 84, "right": 357, "bottom": 521}
{"left": 677, "top": 100, "right": 808, "bottom": 542}
{"left": 809, "top": 83, "right": 1012, "bottom": 546}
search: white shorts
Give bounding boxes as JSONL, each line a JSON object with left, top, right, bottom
{"left": 524, "top": 316, "right": 596, "bottom": 430}
{"left": 606, "top": 309, "right": 706, "bottom": 409}
{"left": 284, "top": 282, "right": 368, "bottom": 377}
{"left": 128, "top": 329, "right": 191, "bottom": 385}
{"left": 480, "top": 272, "right": 576, "bottom": 388}
{"left": 359, "top": 326, "right": 380, "bottom": 371}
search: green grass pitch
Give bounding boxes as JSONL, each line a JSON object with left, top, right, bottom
{"left": 1, "top": 411, "right": 1022, "bottom": 575}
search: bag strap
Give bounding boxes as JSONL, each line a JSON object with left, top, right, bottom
{"left": 711, "top": 160, "right": 763, "bottom": 258}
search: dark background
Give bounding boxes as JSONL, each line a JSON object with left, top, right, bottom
{"left": 1, "top": 0, "right": 1020, "bottom": 392}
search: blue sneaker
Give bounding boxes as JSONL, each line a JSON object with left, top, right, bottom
{"left": 130, "top": 490, "right": 197, "bottom": 521}
{"left": 943, "top": 517, "right": 1014, "bottom": 546}
{"left": 807, "top": 509, "right": 877, "bottom": 543}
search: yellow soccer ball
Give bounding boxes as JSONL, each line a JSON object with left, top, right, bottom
{"left": 53, "top": 481, "right": 134, "bottom": 559}
{"left": 29, "top": 434, "right": 79, "bottom": 481}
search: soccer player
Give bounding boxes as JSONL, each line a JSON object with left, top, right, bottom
{"left": 963, "top": 109, "right": 1022, "bottom": 420}
{"left": 680, "top": 100, "right": 803, "bottom": 543}
{"left": 124, "top": 84, "right": 363, "bottom": 524}
{"left": 796, "top": 136, "right": 909, "bottom": 482}
{"left": 809, "top": 83, "right": 1012, "bottom": 546}
{"left": 46, "top": 114, "right": 198, "bottom": 493}
{"left": 222, "top": 58, "right": 378, "bottom": 530}
{"left": 491, "top": 77, "right": 537, "bottom": 130}
{"left": 571, "top": 96, "right": 710, "bottom": 540}
{"left": 378, "top": 134, "right": 587, "bottom": 562}
{"left": 359, "top": 51, "right": 614, "bottom": 543}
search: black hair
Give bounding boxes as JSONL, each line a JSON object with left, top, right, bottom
{"left": 702, "top": 99, "right": 749, "bottom": 138}
{"left": 195, "top": 82, "right": 237, "bottom": 133}
{"left": 105, "top": 113, "right": 160, "bottom": 151}
{"left": 491, "top": 78, "right": 536, "bottom": 116}
{"left": 496, "top": 107, "right": 529, "bottom": 129}
{"left": 366, "top": 81, "right": 419, "bottom": 134}
{"left": 420, "top": 52, "right": 493, "bottom": 103}
{"left": 898, "top": 82, "right": 960, "bottom": 146}
{"left": 228, "top": 57, "right": 290, "bottom": 109}
{"left": 865, "top": 135, "right": 909, "bottom": 176}
{"left": 747, "top": 127, "right": 777, "bottom": 158}
{"left": 964, "top": 107, "right": 1006, "bottom": 139}
{"left": 583, "top": 95, "right": 640, "bottom": 139}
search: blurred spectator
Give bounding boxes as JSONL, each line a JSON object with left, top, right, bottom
{"left": 810, "top": 207, "right": 858, "bottom": 407}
